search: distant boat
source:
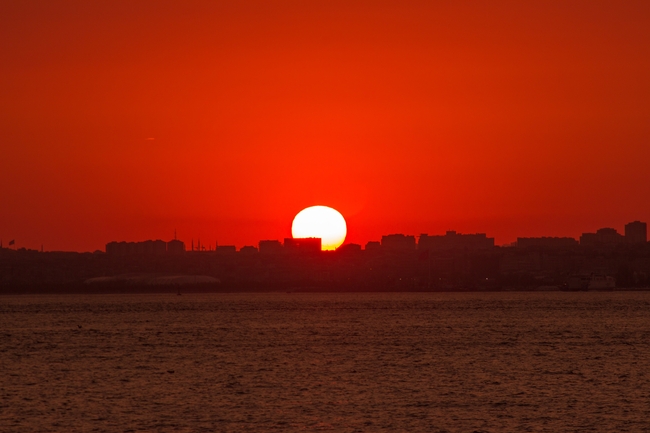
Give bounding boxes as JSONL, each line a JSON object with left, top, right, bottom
{"left": 564, "top": 274, "right": 615, "bottom": 291}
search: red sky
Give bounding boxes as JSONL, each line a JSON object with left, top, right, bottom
{"left": 2, "top": 1, "right": 650, "bottom": 251}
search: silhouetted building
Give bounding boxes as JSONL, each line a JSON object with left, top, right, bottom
{"left": 167, "top": 239, "right": 186, "bottom": 253}
{"left": 106, "top": 239, "right": 167, "bottom": 255}
{"left": 579, "top": 233, "right": 597, "bottom": 246}
{"left": 625, "top": 221, "right": 647, "bottom": 244}
{"left": 147, "top": 240, "right": 167, "bottom": 254}
{"left": 580, "top": 228, "right": 624, "bottom": 247}
{"left": 284, "top": 237, "right": 321, "bottom": 253}
{"left": 239, "top": 245, "right": 258, "bottom": 254}
{"left": 259, "top": 240, "right": 283, "bottom": 254}
{"left": 217, "top": 245, "right": 237, "bottom": 254}
{"left": 365, "top": 241, "right": 381, "bottom": 252}
{"left": 419, "top": 231, "right": 494, "bottom": 251}
{"left": 381, "top": 234, "right": 416, "bottom": 252}
{"left": 105, "top": 241, "right": 121, "bottom": 255}
{"left": 338, "top": 243, "right": 362, "bottom": 253}
{"left": 516, "top": 237, "right": 579, "bottom": 249}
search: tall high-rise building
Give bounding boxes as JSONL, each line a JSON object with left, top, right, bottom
{"left": 625, "top": 221, "right": 647, "bottom": 244}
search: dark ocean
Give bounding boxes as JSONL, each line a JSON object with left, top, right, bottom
{"left": 1, "top": 292, "right": 649, "bottom": 432}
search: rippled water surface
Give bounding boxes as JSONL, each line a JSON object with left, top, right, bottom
{"left": 2, "top": 292, "right": 650, "bottom": 432}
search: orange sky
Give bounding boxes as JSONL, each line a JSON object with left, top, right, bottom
{"left": 2, "top": 1, "right": 650, "bottom": 251}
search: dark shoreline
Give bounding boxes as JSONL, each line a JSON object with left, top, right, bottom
{"left": 1, "top": 283, "right": 649, "bottom": 295}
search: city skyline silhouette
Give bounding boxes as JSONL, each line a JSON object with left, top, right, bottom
{"left": 2, "top": 217, "right": 649, "bottom": 253}
{"left": 2, "top": 218, "right": 649, "bottom": 293}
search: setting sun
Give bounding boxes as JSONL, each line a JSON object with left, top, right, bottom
{"left": 291, "top": 206, "right": 347, "bottom": 251}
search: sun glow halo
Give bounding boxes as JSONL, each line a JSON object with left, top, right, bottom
{"left": 291, "top": 206, "right": 347, "bottom": 251}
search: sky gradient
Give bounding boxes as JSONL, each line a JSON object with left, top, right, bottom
{"left": 2, "top": 1, "right": 650, "bottom": 251}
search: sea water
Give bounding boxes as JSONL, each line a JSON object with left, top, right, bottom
{"left": 1, "top": 292, "right": 649, "bottom": 432}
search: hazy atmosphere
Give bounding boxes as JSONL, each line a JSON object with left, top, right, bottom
{"left": 2, "top": 1, "right": 650, "bottom": 251}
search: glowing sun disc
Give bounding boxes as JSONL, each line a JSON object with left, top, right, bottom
{"left": 292, "top": 206, "right": 347, "bottom": 251}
